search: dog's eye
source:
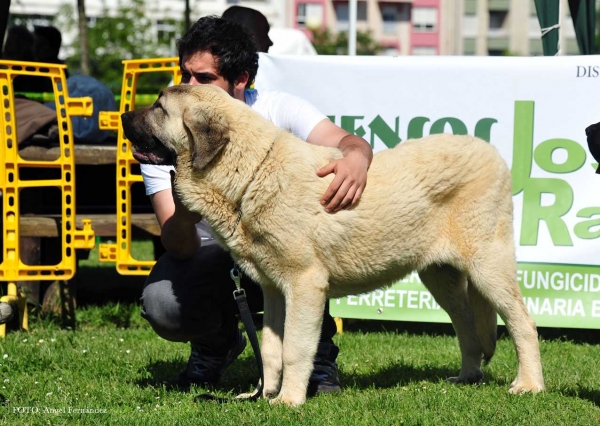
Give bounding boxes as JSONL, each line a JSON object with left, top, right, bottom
{"left": 153, "top": 103, "right": 167, "bottom": 115}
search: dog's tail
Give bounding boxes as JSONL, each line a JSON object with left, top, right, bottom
{"left": 467, "top": 280, "right": 497, "bottom": 364}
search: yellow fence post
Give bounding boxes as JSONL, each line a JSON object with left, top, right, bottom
{"left": 0, "top": 60, "right": 95, "bottom": 336}
{"left": 98, "top": 58, "right": 180, "bottom": 275}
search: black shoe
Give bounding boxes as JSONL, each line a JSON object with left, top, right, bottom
{"left": 308, "top": 342, "right": 341, "bottom": 396}
{"left": 178, "top": 328, "right": 246, "bottom": 387}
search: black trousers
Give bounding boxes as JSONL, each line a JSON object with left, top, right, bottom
{"left": 141, "top": 244, "right": 337, "bottom": 354}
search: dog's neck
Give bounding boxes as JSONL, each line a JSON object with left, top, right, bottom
{"left": 229, "top": 129, "right": 283, "bottom": 234}
{"left": 174, "top": 121, "right": 283, "bottom": 246}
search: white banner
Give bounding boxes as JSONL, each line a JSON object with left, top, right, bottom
{"left": 255, "top": 54, "right": 600, "bottom": 268}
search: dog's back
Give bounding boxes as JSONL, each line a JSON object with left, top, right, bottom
{"left": 284, "top": 133, "right": 514, "bottom": 294}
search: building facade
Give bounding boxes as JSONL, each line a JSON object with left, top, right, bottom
{"left": 7, "top": 0, "right": 288, "bottom": 57}
{"left": 292, "top": 0, "right": 445, "bottom": 55}
{"left": 6, "top": 0, "right": 585, "bottom": 56}
{"left": 452, "top": 0, "right": 579, "bottom": 56}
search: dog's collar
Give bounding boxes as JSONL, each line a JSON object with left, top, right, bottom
{"left": 231, "top": 130, "right": 284, "bottom": 236}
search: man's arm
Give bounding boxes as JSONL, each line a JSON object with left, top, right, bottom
{"left": 306, "top": 118, "right": 373, "bottom": 213}
{"left": 150, "top": 172, "right": 203, "bottom": 259}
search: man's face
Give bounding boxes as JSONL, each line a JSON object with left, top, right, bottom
{"left": 180, "top": 51, "right": 234, "bottom": 96}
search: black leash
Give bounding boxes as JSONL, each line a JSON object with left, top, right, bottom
{"left": 194, "top": 267, "right": 264, "bottom": 403}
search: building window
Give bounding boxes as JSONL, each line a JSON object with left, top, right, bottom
{"left": 489, "top": 11, "right": 507, "bottom": 30}
{"left": 333, "top": 1, "right": 368, "bottom": 22}
{"left": 412, "top": 46, "right": 437, "bottom": 55}
{"left": 381, "top": 4, "right": 400, "bottom": 34}
{"left": 412, "top": 7, "right": 437, "bottom": 32}
{"left": 297, "top": 3, "right": 324, "bottom": 28}
{"left": 381, "top": 4, "right": 398, "bottom": 22}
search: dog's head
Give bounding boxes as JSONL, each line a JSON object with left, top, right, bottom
{"left": 121, "top": 85, "right": 231, "bottom": 170}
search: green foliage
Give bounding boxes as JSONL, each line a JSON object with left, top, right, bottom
{"left": 56, "top": 0, "right": 182, "bottom": 94}
{"left": 311, "top": 28, "right": 381, "bottom": 56}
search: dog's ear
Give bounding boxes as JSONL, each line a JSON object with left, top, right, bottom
{"left": 182, "top": 102, "right": 230, "bottom": 171}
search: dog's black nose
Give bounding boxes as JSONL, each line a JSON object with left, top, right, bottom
{"left": 121, "top": 112, "right": 137, "bottom": 143}
{"left": 121, "top": 112, "right": 132, "bottom": 129}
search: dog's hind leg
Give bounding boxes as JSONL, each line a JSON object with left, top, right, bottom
{"left": 418, "top": 264, "right": 485, "bottom": 384}
{"left": 261, "top": 284, "right": 286, "bottom": 398}
{"left": 270, "top": 269, "right": 328, "bottom": 407}
{"left": 467, "top": 278, "right": 497, "bottom": 364}
{"left": 466, "top": 245, "right": 545, "bottom": 393}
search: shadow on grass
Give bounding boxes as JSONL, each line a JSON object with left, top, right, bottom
{"left": 340, "top": 361, "right": 508, "bottom": 391}
{"left": 133, "top": 354, "right": 508, "bottom": 400}
{"left": 134, "top": 359, "right": 187, "bottom": 391}
{"left": 75, "top": 266, "right": 146, "bottom": 307}
{"left": 561, "top": 386, "right": 600, "bottom": 408}
{"left": 133, "top": 355, "right": 260, "bottom": 395}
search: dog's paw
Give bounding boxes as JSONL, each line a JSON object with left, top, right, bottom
{"left": 268, "top": 394, "right": 306, "bottom": 407}
{"left": 508, "top": 380, "right": 545, "bottom": 394}
{"left": 446, "top": 370, "right": 483, "bottom": 385}
{"left": 263, "top": 388, "right": 279, "bottom": 399}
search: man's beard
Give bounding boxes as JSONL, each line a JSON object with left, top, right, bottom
{"left": 228, "top": 82, "right": 235, "bottom": 97}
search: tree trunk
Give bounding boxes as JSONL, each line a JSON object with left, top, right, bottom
{"left": 77, "top": 0, "right": 90, "bottom": 75}
{"left": 0, "top": 0, "right": 10, "bottom": 57}
{"left": 185, "top": 0, "right": 191, "bottom": 31}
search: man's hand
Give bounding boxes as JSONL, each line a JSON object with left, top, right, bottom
{"left": 306, "top": 119, "right": 373, "bottom": 213}
{"left": 317, "top": 149, "right": 370, "bottom": 213}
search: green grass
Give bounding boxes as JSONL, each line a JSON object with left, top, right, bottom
{"left": 80, "top": 239, "right": 157, "bottom": 268}
{"left": 1, "top": 304, "right": 600, "bottom": 425}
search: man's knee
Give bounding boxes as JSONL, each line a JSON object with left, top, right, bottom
{"left": 140, "top": 248, "right": 239, "bottom": 343}
{"left": 141, "top": 279, "right": 187, "bottom": 342}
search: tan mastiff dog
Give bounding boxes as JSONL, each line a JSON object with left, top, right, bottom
{"left": 122, "top": 84, "right": 545, "bottom": 406}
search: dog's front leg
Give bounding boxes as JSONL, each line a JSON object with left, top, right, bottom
{"left": 271, "top": 272, "right": 328, "bottom": 407}
{"left": 261, "top": 284, "right": 286, "bottom": 398}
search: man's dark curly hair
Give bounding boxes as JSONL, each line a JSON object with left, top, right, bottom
{"left": 177, "top": 16, "right": 259, "bottom": 88}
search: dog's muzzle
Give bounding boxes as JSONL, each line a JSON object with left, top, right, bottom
{"left": 121, "top": 111, "right": 175, "bottom": 165}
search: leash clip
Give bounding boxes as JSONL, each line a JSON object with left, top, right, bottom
{"left": 230, "top": 267, "right": 245, "bottom": 298}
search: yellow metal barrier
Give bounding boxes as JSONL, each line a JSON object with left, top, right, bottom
{"left": 98, "top": 57, "right": 181, "bottom": 275}
{"left": 17, "top": 92, "right": 162, "bottom": 108}
{"left": 0, "top": 60, "right": 96, "bottom": 336}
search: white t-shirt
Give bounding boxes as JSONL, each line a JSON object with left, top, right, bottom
{"left": 140, "top": 89, "right": 326, "bottom": 196}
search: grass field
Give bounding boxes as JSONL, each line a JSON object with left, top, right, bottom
{"left": 2, "top": 241, "right": 600, "bottom": 424}
{"left": 1, "top": 302, "right": 600, "bottom": 425}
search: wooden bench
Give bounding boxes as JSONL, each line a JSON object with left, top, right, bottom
{"left": 16, "top": 143, "right": 159, "bottom": 237}
{"left": 10, "top": 143, "right": 159, "bottom": 311}
{"left": 19, "top": 213, "right": 160, "bottom": 238}
{"left": 18, "top": 144, "right": 118, "bottom": 165}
